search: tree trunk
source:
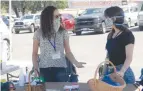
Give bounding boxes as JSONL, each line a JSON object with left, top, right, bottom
{"left": 12, "top": 1, "right": 20, "bottom": 18}
{"left": 13, "top": 7, "right": 19, "bottom": 18}
{"left": 22, "top": 7, "right": 25, "bottom": 16}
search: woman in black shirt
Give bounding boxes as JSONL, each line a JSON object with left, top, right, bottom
{"left": 104, "top": 6, "right": 135, "bottom": 84}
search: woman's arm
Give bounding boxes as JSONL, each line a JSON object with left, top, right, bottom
{"left": 64, "top": 37, "right": 85, "bottom": 68}
{"left": 32, "top": 39, "right": 39, "bottom": 71}
{"left": 121, "top": 44, "right": 134, "bottom": 73}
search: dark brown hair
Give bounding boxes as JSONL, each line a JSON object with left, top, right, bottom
{"left": 40, "top": 6, "right": 64, "bottom": 39}
{"left": 104, "top": 6, "right": 129, "bottom": 39}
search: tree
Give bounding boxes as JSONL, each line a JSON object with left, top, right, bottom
{"left": 1, "top": 1, "right": 9, "bottom": 14}
{"left": 12, "top": 1, "right": 20, "bottom": 17}
{"left": 56, "top": 0, "right": 68, "bottom": 9}
{"left": 1, "top": 0, "right": 68, "bottom": 17}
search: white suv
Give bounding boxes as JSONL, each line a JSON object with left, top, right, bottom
{"left": 138, "top": 3, "right": 143, "bottom": 31}
{"left": 0, "top": 16, "right": 10, "bottom": 61}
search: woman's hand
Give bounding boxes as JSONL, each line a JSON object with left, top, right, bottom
{"left": 34, "top": 69, "right": 39, "bottom": 77}
{"left": 117, "top": 71, "right": 125, "bottom": 77}
{"left": 75, "top": 62, "right": 86, "bottom": 68}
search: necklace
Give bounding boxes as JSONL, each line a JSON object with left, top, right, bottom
{"left": 112, "top": 31, "right": 122, "bottom": 38}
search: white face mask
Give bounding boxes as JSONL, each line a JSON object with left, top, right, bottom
{"left": 53, "top": 17, "right": 61, "bottom": 32}
{"left": 106, "top": 17, "right": 114, "bottom": 26}
{"left": 106, "top": 17, "right": 123, "bottom": 26}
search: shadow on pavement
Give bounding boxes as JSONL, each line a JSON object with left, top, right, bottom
{"left": 130, "top": 26, "right": 143, "bottom": 32}
{"left": 71, "top": 32, "right": 104, "bottom": 36}
{"left": 13, "top": 31, "right": 33, "bottom": 34}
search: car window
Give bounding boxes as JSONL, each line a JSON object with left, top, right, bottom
{"left": 62, "top": 14, "right": 69, "bottom": 19}
{"left": 0, "top": 17, "right": 8, "bottom": 32}
{"left": 68, "top": 15, "right": 74, "bottom": 19}
{"left": 82, "top": 8, "right": 103, "bottom": 15}
{"left": 35, "top": 15, "right": 40, "bottom": 20}
{"left": 130, "top": 7, "right": 138, "bottom": 12}
{"left": 21, "top": 15, "right": 34, "bottom": 20}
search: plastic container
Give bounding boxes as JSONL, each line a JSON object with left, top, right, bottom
{"left": 19, "top": 69, "right": 25, "bottom": 86}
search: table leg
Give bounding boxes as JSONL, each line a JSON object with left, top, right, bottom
{"left": 7, "top": 73, "right": 9, "bottom": 81}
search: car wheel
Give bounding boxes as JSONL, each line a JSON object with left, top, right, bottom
{"left": 128, "top": 18, "right": 132, "bottom": 27}
{"left": 72, "top": 26, "right": 75, "bottom": 33}
{"left": 76, "top": 31, "right": 82, "bottom": 35}
{"left": 3, "top": 40, "right": 10, "bottom": 61}
{"left": 15, "top": 30, "right": 20, "bottom": 34}
{"left": 12, "top": 27, "right": 15, "bottom": 33}
{"left": 101, "top": 22, "right": 106, "bottom": 34}
{"left": 139, "top": 26, "right": 143, "bottom": 31}
{"left": 135, "top": 23, "right": 138, "bottom": 26}
{"left": 30, "top": 24, "right": 35, "bottom": 33}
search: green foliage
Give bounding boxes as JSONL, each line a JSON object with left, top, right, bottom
{"left": 1, "top": 0, "right": 68, "bottom": 17}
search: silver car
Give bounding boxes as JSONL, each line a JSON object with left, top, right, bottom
{"left": 138, "top": 3, "right": 143, "bottom": 31}
{"left": 13, "top": 14, "right": 40, "bottom": 34}
{"left": 0, "top": 16, "right": 10, "bottom": 61}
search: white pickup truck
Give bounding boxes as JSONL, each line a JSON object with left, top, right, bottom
{"left": 138, "top": 3, "right": 143, "bottom": 31}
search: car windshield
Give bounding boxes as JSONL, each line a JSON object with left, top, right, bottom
{"left": 122, "top": 7, "right": 129, "bottom": 13}
{"left": 82, "top": 8, "right": 103, "bottom": 15}
{"left": 21, "top": 15, "right": 34, "bottom": 20}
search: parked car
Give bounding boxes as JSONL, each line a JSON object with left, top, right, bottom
{"left": 0, "top": 16, "right": 10, "bottom": 61}
{"left": 75, "top": 8, "right": 108, "bottom": 35}
{"left": 138, "top": 3, "right": 143, "bottom": 31}
{"left": 121, "top": 3, "right": 139, "bottom": 27}
{"left": 75, "top": 8, "right": 129, "bottom": 35}
{"left": 61, "top": 13, "right": 75, "bottom": 32}
{"left": 13, "top": 14, "right": 40, "bottom": 34}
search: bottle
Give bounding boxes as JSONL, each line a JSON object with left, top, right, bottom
{"left": 25, "top": 71, "right": 30, "bottom": 83}
{"left": 19, "top": 68, "right": 25, "bottom": 86}
{"left": 25, "top": 67, "right": 32, "bottom": 83}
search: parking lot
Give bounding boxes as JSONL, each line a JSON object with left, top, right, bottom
{"left": 10, "top": 26, "right": 143, "bottom": 82}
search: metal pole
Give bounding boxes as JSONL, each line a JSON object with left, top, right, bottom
{"left": 9, "top": 0, "right": 12, "bottom": 61}
{"left": 0, "top": 32, "right": 2, "bottom": 63}
{"left": 0, "top": 0, "right": 1, "bottom": 14}
{"left": 0, "top": 0, "right": 1, "bottom": 62}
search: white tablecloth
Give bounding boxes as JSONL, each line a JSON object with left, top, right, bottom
{"left": 1, "top": 65, "right": 20, "bottom": 75}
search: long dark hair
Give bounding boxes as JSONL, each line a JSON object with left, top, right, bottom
{"left": 104, "top": 6, "right": 129, "bottom": 39}
{"left": 40, "top": 6, "right": 64, "bottom": 39}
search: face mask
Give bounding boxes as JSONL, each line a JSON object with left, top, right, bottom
{"left": 53, "top": 17, "right": 61, "bottom": 32}
{"left": 106, "top": 18, "right": 113, "bottom": 26}
{"left": 106, "top": 17, "right": 123, "bottom": 26}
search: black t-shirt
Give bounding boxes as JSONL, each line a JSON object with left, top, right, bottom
{"left": 106, "top": 30, "right": 135, "bottom": 66}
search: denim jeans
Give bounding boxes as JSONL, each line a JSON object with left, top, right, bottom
{"left": 40, "top": 67, "right": 68, "bottom": 82}
{"left": 104, "top": 64, "right": 135, "bottom": 84}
